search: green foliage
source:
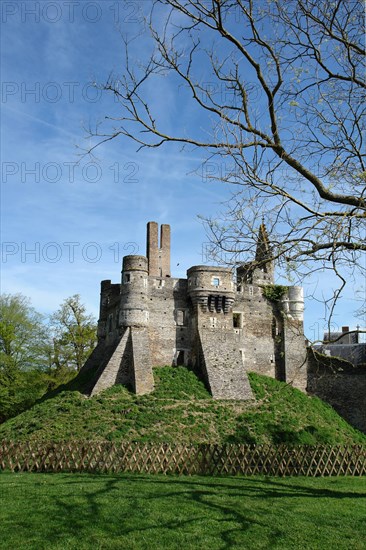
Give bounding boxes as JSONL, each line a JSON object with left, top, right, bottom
{"left": 0, "top": 293, "right": 48, "bottom": 372}
{"left": 0, "top": 367, "right": 364, "bottom": 446}
{"left": 1, "top": 473, "right": 365, "bottom": 549}
{"left": 0, "top": 293, "right": 51, "bottom": 422}
{"left": 0, "top": 293, "right": 95, "bottom": 422}
{"left": 49, "top": 294, "right": 97, "bottom": 372}
{"left": 262, "top": 284, "right": 288, "bottom": 303}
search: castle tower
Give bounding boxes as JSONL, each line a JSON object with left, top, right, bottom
{"left": 187, "top": 265, "right": 253, "bottom": 400}
{"left": 237, "top": 223, "right": 274, "bottom": 285}
{"left": 187, "top": 265, "right": 235, "bottom": 313}
{"left": 120, "top": 255, "right": 149, "bottom": 327}
{"left": 147, "top": 221, "right": 171, "bottom": 277}
{"left": 97, "top": 279, "right": 121, "bottom": 344}
{"left": 255, "top": 223, "right": 272, "bottom": 265}
{"left": 118, "top": 254, "right": 154, "bottom": 395}
{"left": 279, "top": 286, "right": 307, "bottom": 391}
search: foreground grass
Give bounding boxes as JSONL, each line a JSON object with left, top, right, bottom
{"left": 0, "top": 368, "right": 364, "bottom": 445}
{"left": 0, "top": 472, "right": 365, "bottom": 549}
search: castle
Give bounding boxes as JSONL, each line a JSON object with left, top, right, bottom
{"left": 81, "top": 221, "right": 308, "bottom": 399}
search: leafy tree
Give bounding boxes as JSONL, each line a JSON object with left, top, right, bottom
{"left": 0, "top": 293, "right": 50, "bottom": 422}
{"left": 0, "top": 293, "right": 97, "bottom": 422}
{"left": 0, "top": 293, "right": 48, "bottom": 373}
{"left": 49, "top": 295, "right": 97, "bottom": 372}
{"left": 88, "top": 0, "right": 365, "bottom": 325}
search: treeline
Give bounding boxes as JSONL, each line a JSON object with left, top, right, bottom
{"left": 0, "top": 293, "right": 97, "bottom": 422}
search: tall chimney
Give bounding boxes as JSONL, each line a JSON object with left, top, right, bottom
{"left": 147, "top": 221, "right": 159, "bottom": 276}
{"left": 146, "top": 221, "right": 171, "bottom": 277}
{"left": 160, "top": 224, "right": 171, "bottom": 277}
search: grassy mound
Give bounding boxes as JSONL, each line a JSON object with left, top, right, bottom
{"left": 0, "top": 367, "right": 364, "bottom": 445}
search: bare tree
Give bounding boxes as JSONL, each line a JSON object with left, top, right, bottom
{"left": 87, "top": 0, "right": 365, "bottom": 329}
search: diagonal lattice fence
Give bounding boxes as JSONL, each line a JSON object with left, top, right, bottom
{"left": 0, "top": 441, "right": 365, "bottom": 476}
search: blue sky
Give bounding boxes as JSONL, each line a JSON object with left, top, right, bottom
{"left": 1, "top": 0, "right": 364, "bottom": 340}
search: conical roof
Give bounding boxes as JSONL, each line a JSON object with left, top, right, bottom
{"left": 255, "top": 223, "right": 272, "bottom": 264}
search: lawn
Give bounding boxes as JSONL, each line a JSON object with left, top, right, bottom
{"left": 0, "top": 472, "right": 365, "bottom": 549}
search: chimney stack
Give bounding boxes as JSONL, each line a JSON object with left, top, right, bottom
{"left": 146, "top": 221, "right": 171, "bottom": 277}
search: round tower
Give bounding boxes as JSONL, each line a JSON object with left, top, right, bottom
{"left": 187, "top": 265, "right": 235, "bottom": 313}
{"left": 120, "top": 255, "right": 149, "bottom": 327}
{"left": 282, "top": 286, "right": 304, "bottom": 321}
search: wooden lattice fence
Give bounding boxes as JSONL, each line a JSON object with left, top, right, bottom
{"left": 1, "top": 442, "right": 365, "bottom": 476}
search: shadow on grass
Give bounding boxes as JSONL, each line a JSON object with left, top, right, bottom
{"left": 2, "top": 473, "right": 365, "bottom": 549}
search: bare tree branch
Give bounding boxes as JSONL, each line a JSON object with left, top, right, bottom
{"left": 86, "top": 0, "right": 366, "bottom": 326}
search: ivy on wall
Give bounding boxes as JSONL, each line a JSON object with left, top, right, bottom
{"left": 262, "top": 285, "right": 288, "bottom": 303}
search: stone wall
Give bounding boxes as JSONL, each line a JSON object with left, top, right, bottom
{"left": 307, "top": 350, "right": 366, "bottom": 433}
{"left": 235, "top": 283, "right": 276, "bottom": 378}
{"left": 313, "top": 343, "right": 366, "bottom": 367}
{"left": 198, "top": 327, "right": 253, "bottom": 399}
{"left": 282, "top": 319, "right": 308, "bottom": 391}
{"left": 147, "top": 277, "right": 189, "bottom": 367}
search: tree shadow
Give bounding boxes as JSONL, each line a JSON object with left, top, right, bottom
{"left": 3, "top": 472, "right": 364, "bottom": 549}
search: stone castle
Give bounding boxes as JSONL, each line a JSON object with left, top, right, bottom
{"left": 81, "top": 221, "right": 308, "bottom": 399}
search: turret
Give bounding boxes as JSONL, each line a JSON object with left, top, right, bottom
{"left": 120, "top": 255, "right": 149, "bottom": 327}
{"left": 281, "top": 287, "right": 304, "bottom": 321}
{"left": 187, "top": 266, "right": 235, "bottom": 313}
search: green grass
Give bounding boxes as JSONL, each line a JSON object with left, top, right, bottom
{"left": 0, "top": 472, "right": 365, "bottom": 549}
{"left": 0, "top": 367, "right": 365, "bottom": 445}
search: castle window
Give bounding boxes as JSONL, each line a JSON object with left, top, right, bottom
{"left": 124, "top": 274, "right": 131, "bottom": 283}
{"left": 210, "top": 317, "right": 217, "bottom": 328}
{"left": 108, "top": 314, "right": 113, "bottom": 333}
{"left": 233, "top": 312, "right": 243, "bottom": 329}
{"left": 176, "top": 309, "right": 187, "bottom": 326}
{"left": 212, "top": 277, "right": 220, "bottom": 287}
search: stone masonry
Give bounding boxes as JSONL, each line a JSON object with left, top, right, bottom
{"left": 80, "top": 221, "right": 308, "bottom": 399}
